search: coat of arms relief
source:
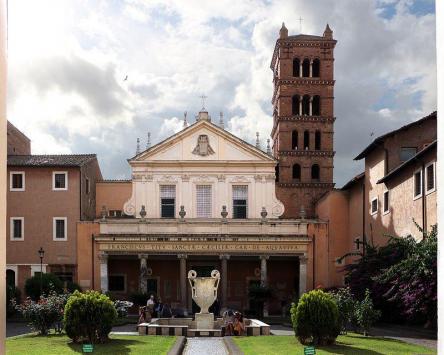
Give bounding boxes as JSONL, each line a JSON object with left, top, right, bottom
{"left": 192, "top": 134, "right": 215, "bottom": 156}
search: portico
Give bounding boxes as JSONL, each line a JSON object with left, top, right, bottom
{"left": 95, "top": 217, "right": 312, "bottom": 315}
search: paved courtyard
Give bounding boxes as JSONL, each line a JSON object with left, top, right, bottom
{"left": 183, "top": 338, "right": 228, "bottom": 355}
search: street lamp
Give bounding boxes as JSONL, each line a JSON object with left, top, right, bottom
{"left": 38, "top": 247, "right": 45, "bottom": 296}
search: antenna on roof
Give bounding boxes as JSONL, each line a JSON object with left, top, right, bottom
{"left": 146, "top": 132, "right": 151, "bottom": 149}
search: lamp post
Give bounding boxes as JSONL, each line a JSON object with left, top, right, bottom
{"left": 38, "top": 247, "right": 45, "bottom": 296}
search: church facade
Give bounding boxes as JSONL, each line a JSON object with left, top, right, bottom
{"left": 75, "top": 24, "right": 341, "bottom": 316}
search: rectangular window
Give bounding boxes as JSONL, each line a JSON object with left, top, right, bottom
{"left": 85, "top": 178, "right": 90, "bottom": 194}
{"left": 400, "top": 147, "right": 417, "bottom": 162}
{"left": 413, "top": 169, "right": 422, "bottom": 199}
{"left": 53, "top": 171, "right": 68, "bottom": 190}
{"left": 232, "top": 185, "right": 248, "bottom": 219}
{"left": 383, "top": 191, "right": 389, "bottom": 214}
{"left": 196, "top": 185, "right": 212, "bottom": 218}
{"left": 10, "top": 217, "right": 24, "bottom": 241}
{"left": 54, "top": 272, "right": 73, "bottom": 283}
{"left": 425, "top": 162, "right": 435, "bottom": 194}
{"left": 371, "top": 197, "right": 378, "bottom": 215}
{"left": 109, "top": 275, "right": 126, "bottom": 292}
{"left": 53, "top": 217, "right": 67, "bottom": 241}
{"left": 160, "top": 185, "right": 176, "bottom": 218}
{"left": 10, "top": 172, "right": 25, "bottom": 191}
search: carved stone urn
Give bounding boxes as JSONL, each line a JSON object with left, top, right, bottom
{"left": 188, "top": 269, "right": 220, "bottom": 314}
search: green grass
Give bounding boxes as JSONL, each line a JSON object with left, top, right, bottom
{"left": 6, "top": 334, "right": 176, "bottom": 355}
{"left": 233, "top": 334, "right": 436, "bottom": 355}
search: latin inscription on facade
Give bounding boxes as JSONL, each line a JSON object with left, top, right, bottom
{"left": 98, "top": 242, "right": 307, "bottom": 254}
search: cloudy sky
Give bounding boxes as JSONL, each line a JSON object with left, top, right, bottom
{"left": 7, "top": 0, "right": 436, "bottom": 186}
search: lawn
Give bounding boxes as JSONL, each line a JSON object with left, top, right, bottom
{"left": 233, "top": 334, "right": 436, "bottom": 355}
{"left": 6, "top": 334, "right": 176, "bottom": 355}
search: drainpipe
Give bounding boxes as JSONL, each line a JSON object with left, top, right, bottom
{"left": 91, "top": 234, "right": 95, "bottom": 289}
{"left": 312, "top": 233, "right": 316, "bottom": 289}
{"left": 362, "top": 180, "right": 366, "bottom": 256}
{"left": 422, "top": 162, "right": 426, "bottom": 237}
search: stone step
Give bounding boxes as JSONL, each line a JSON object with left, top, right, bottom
{"left": 187, "top": 329, "right": 222, "bottom": 337}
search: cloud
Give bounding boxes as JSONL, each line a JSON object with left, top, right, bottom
{"left": 6, "top": 0, "right": 436, "bottom": 185}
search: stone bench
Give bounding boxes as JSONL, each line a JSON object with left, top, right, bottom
{"left": 137, "top": 323, "right": 188, "bottom": 336}
{"left": 187, "top": 328, "right": 222, "bottom": 337}
{"left": 249, "top": 319, "right": 271, "bottom": 335}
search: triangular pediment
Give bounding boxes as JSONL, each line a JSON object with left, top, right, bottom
{"left": 130, "top": 120, "right": 274, "bottom": 164}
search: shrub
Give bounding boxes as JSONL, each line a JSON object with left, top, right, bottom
{"left": 248, "top": 284, "right": 272, "bottom": 317}
{"left": 329, "top": 287, "right": 357, "bottom": 334}
{"left": 25, "top": 273, "right": 64, "bottom": 300}
{"left": 14, "top": 291, "right": 69, "bottom": 335}
{"left": 64, "top": 290, "right": 117, "bottom": 343}
{"left": 355, "top": 289, "right": 381, "bottom": 336}
{"left": 291, "top": 289, "right": 340, "bottom": 345}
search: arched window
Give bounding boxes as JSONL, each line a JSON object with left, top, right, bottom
{"left": 302, "top": 95, "right": 310, "bottom": 115}
{"left": 312, "top": 58, "right": 320, "bottom": 77}
{"left": 293, "top": 58, "right": 300, "bottom": 77}
{"left": 275, "top": 164, "right": 279, "bottom": 182}
{"left": 292, "top": 130, "right": 298, "bottom": 150}
{"left": 315, "top": 130, "right": 321, "bottom": 150}
{"left": 302, "top": 58, "right": 310, "bottom": 77}
{"left": 6, "top": 269, "right": 15, "bottom": 288}
{"left": 292, "top": 164, "right": 301, "bottom": 180}
{"left": 312, "top": 95, "right": 320, "bottom": 116}
{"left": 292, "top": 95, "right": 300, "bottom": 115}
{"left": 311, "top": 164, "right": 320, "bottom": 180}
{"left": 304, "top": 130, "right": 310, "bottom": 150}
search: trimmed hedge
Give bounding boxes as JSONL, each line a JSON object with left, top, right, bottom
{"left": 291, "top": 289, "right": 340, "bottom": 345}
{"left": 64, "top": 291, "right": 117, "bottom": 343}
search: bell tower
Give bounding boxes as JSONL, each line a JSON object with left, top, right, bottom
{"left": 270, "top": 23, "right": 337, "bottom": 218}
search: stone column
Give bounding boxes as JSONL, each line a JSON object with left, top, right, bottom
{"left": 309, "top": 96, "right": 313, "bottom": 116}
{"left": 178, "top": 254, "right": 188, "bottom": 313}
{"left": 99, "top": 252, "right": 109, "bottom": 293}
{"left": 260, "top": 255, "right": 269, "bottom": 317}
{"left": 299, "top": 61, "right": 303, "bottom": 78}
{"left": 219, "top": 254, "right": 230, "bottom": 309}
{"left": 298, "top": 96, "right": 302, "bottom": 116}
{"left": 138, "top": 254, "right": 149, "bottom": 293}
{"left": 299, "top": 255, "right": 307, "bottom": 297}
{"left": 309, "top": 59, "right": 313, "bottom": 77}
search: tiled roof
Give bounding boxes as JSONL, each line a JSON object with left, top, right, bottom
{"left": 354, "top": 111, "right": 437, "bottom": 160}
{"left": 341, "top": 172, "right": 365, "bottom": 190}
{"left": 286, "top": 34, "right": 325, "bottom": 41}
{"left": 98, "top": 179, "right": 131, "bottom": 183}
{"left": 7, "top": 154, "right": 97, "bottom": 167}
{"left": 377, "top": 140, "right": 437, "bottom": 184}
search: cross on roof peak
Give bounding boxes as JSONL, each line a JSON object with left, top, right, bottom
{"left": 199, "top": 94, "right": 208, "bottom": 110}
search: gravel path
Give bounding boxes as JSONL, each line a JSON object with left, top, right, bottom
{"left": 183, "top": 338, "right": 228, "bottom": 355}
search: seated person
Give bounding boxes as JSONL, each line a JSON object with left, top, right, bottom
{"left": 155, "top": 297, "right": 163, "bottom": 317}
{"left": 222, "top": 310, "right": 235, "bottom": 336}
{"left": 233, "top": 312, "right": 245, "bottom": 336}
{"left": 160, "top": 303, "right": 172, "bottom": 318}
{"left": 138, "top": 306, "right": 147, "bottom": 324}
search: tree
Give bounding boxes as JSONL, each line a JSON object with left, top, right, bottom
{"left": 375, "top": 224, "right": 437, "bottom": 327}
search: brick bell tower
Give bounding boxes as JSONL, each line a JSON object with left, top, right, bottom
{"left": 270, "top": 23, "right": 336, "bottom": 218}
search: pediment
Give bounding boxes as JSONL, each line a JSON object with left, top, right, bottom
{"left": 131, "top": 120, "right": 274, "bottom": 164}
